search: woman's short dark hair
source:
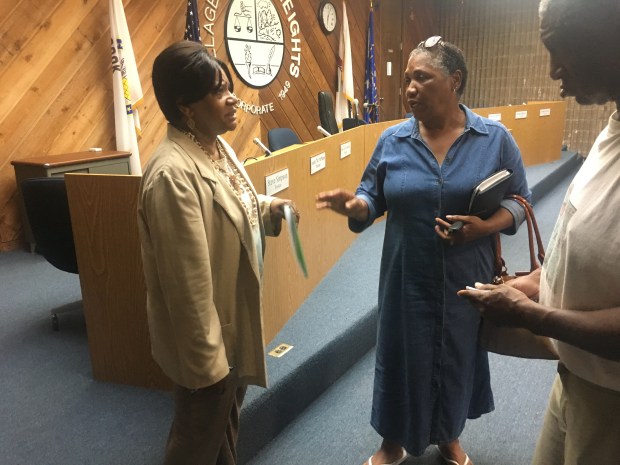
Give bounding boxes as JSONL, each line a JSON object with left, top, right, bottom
{"left": 410, "top": 40, "right": 468, "bottom": 97}
{"left": 152, "top": 41, "right": 235, "bottom": 127}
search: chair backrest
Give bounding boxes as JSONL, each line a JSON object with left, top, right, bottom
{"left": 317, "top": 91, "right": 339, "bottom": 135}
{"left": 342, "top": 118, "right": 367, "bottom": 131}
{"left": 21, "top": 177, "right": 78, "bottom": 274}
{"left": 267, "top": 128, "right": 301, "bottom": 152}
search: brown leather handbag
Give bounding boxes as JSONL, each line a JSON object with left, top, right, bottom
{"left": 478, "top": 194, "right": 559, "bottom": 359}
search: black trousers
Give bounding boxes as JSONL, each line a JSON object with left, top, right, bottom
{"left": 165, "top": 373, "right": 247, "bottom": 465}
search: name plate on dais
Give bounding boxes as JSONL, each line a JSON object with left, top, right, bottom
{"left": 340, "top": 141, "right": 351, "bottom": 159}
{"left": 310, "top": 152, "right": 326, "bottom": 175}
{"left": 265, "top": 168, "right": 289, "bottom": 196}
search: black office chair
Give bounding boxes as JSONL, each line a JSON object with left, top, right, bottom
{"left": 267, "top": 128, "right": 302, "bottom": 152}
{"left": 318, "top": 91, "right": 340, "bottom": 136}
{"left": 21, "top": 177, "right": 80, "bottom": 330}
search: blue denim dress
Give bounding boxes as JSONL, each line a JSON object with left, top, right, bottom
{"left": 350, "top": 105, "right": 530, "bottom": 455}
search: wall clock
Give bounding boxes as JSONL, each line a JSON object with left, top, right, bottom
{"left": 318, "top": 1, "right": 337, "bottom": 34}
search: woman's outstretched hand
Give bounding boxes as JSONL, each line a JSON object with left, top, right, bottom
{"left": 316, "top": 189, "right": 369, "bottom": 222}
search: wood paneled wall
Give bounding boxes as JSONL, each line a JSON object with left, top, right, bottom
{"left": 1, "top": 0, "right": 187, "bottom": 251}
{"left": 439, "top": 0, "right": 613, "bottom": 156}
{"left": 0, "top": 0, "right": 371, "bottom": 252}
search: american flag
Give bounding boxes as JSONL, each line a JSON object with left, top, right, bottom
{"left": 364, "top": 7, "right": 378, "bottom": 123}
{"left": 184, "top": 0, "right": 201, "bottom": 42}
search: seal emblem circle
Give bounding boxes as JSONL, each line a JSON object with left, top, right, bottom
{"left": 225, "top": 0, "right": 285, "bottom": 89}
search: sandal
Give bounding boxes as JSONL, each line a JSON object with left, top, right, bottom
{"left": 367, "top": 447, "right": 408, "bottom": 465}
{"left": 438, "top": 449, "right": 471, "bottom": 465}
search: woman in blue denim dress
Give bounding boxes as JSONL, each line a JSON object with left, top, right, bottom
{"left": 316, "top": 38, "right": 529, "bottom": 465}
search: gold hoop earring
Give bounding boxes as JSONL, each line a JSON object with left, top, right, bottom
{"left": 186, "top": 118, "right": 196, "bottom": 132}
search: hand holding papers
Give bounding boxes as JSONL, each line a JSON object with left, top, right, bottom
{"left": 449, "top": 169, "right": 514, "bottom": 233}
{"left": 283, "top": 204, "right": 308, "bottom": 278}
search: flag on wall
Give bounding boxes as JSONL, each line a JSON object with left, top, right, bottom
{"left": 184, "top": 0, "right": 201, "bottom": 42}
{"left": 109, "top": 0, "right": 143, "bottom": 175}
{"left": 363, "top": 7, "right": 378, "bottom": 124}
{"left": 335, "top": 0, "right": 354, "bottom": 129}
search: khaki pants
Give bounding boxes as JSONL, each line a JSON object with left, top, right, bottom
{"left": 531, "top": 364, "right": 620, "bottom": 465}
{"left": 165, "top": 373, "right": 247, "bottom": 465}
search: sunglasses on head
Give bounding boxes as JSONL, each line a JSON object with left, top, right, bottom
{"left": 418, "top": 36, "right": 445, "bottom": 49}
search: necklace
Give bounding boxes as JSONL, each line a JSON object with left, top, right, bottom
{"left": 184, "top": 131, "right": 258, "bottom": 226}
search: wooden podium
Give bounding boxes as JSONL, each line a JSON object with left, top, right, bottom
{"left": 64, "top": 174, "right": 166, "bottom": 388}
{"left": 12, "top": 150, "right": 131, "bottom": 249}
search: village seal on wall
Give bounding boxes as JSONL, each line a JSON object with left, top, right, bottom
{"left": 225, "top": 0, "right": 284, "bottom": 88}
{"left": 202, "top": 0, "right": 302, "bottom": 114}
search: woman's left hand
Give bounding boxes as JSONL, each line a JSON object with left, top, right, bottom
{"left": 270, "top": 198, "right": 300, "bottom": 235}
{"left": 435, "top": 215, "right": 490, "bottom": 245}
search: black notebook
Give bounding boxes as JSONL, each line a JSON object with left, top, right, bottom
{"left": 449, "top": 169, "right": 514, "bottom": 232}
{"left": 468, "top": 169, "right": 514, "bottom": 218}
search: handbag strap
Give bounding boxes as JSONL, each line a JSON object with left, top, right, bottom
{"left": 508, "top": 194, "right": 545, "bottom": 266}
{"left": 493, "top": 231, "right": 506, "bottom": 279}
{"left": 493, "top": 195, "right": 546, "bottom": 278}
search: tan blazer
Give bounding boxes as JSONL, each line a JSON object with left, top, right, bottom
{"left": 137, "top": 125, "right": 277, "bottom": 389}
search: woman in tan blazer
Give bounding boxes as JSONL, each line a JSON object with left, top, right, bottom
{"left": 138, "top": 41, "right": 298, "bottom": 465}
